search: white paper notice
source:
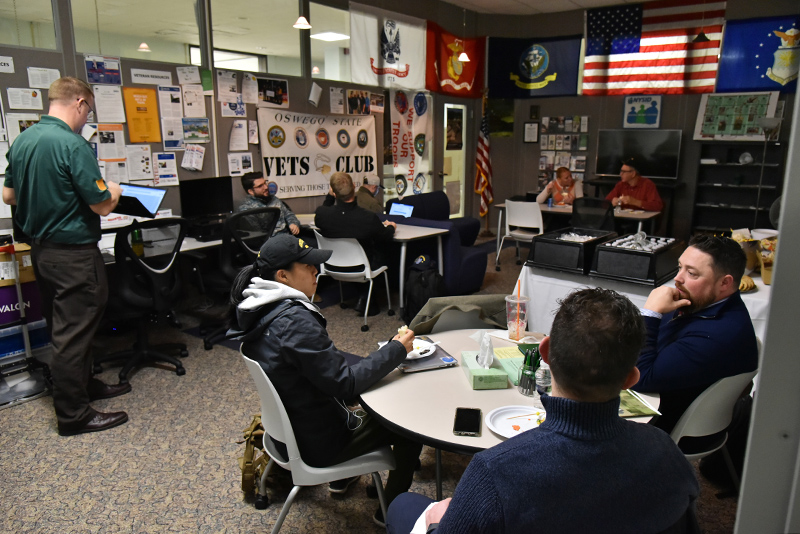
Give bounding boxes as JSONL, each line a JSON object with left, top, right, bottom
{"left": 180, "top": 144, "right": 206, "bottom": 171}
{"left": 0, "top": 141, "right": 9, "bottom": 175}
{"left": 216, "top": 70, "right": 238, "bottom": 103}
{"left": 81, "top": 123, "right": 97, "bottom": 142}
{"left": 104, "top": 161, "right": 129, "bottom": 183}
{"left": 229, "top": 120, "right": 248, "bottom": 151}
{"left": 157, "top": 86, "right": 183, "bottom": 118}
{"left": 97, "top": 124, "right": 126, "bottom": 161}
{"left": 27, "top": 67, "right": 60, "bottom": 89}
{"left": 126, "top": 144, "right": 154, "bottom": 181}
{"left": 227, "top": 152, "right": 253, "bottom": 177}
{"left": 7, "top": 88, "right": 43, "bottom": 110}
{"left": 181, "top": 84, "right": 206, "bottom": 118}
{"left": 161, "top": 117, "right": 184, "bottom": 151}
{"left": 248, "top": 120, "right": 258, "bottom": 144}
{"left": 154, "top": 152, "right": 179, "bottom": 186}
{"left": 329, "top": 87, "right": 345, "bottom": 114}
{"left": 242, "top": 73, "right": 258, "bottom": 104}
{"left": 130, "top": 68, "right": 173, "bottom": 86}
{"left": 6, "top": 113, "right": 40, "bottom": 145}
{"left": 0, "top": 56, "right": 15, "bottom": 73}
{"left": 176, "top": 66, "right": 201, "bottom": 85}
{"left": 93, "top": 85, "right": 126, "bottom": 123}
{"left": 221, "top": 95, "right": 246, "bottom": 117}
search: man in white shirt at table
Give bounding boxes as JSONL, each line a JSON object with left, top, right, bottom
{"left": 385, "top": 287, "right": 698, "bottom": 534}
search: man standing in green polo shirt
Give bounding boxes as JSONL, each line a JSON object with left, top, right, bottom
{"left": 2, "top": 77, "right": 128, "bottom": 436}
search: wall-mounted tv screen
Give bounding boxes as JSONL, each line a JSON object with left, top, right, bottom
{"left": 595, "top": 129, "right": 682, "bottom": 180}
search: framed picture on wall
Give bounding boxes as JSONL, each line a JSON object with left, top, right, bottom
{"left": 524, "top": 122, "right": 539, "bottom": 143}
{"left": 623, "top": 95, "right": 662, "bottom": 129}
{"left": 693, "top": 91, "right": 779, "bottom": 141}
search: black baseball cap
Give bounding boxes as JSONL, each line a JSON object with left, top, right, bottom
{"left": 255, "top": 234, "right": 331, "bottom": 272}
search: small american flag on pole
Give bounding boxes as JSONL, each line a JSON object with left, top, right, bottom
{"left": 583, "top": 0, "right": 726, "bottom": 95}
{"left": 474, "top": 113, "right": 494, "bottom": 217}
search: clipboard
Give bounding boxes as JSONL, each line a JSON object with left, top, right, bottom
{"left": 115, "top": 184, "right": 168, "bottom": 218}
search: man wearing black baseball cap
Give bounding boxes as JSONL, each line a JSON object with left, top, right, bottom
{"left": 228, "top": 234, "right": 421, "bottom": 526}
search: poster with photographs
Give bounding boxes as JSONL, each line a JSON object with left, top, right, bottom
{"left": 693, "top": 92, "right": 778, "bottom": 141}
{"left": 446, "top": 107, "right": 463, "bottom": 150}
{"left": 6, "top": 113, "right": 40, "bottom": 144}
{"left": 347, "top": 90, "right": 370, "bottom": 115}
{"left": 256, "top": 77, "right": 290, "bottom": 109}
{"left": 370, "top": 93, "right": 385, "bottom": 113}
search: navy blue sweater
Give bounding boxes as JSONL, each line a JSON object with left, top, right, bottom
{"left": 434, "top": 395, "right": 699, "bottom": 534}
{"left": 633, "top": 292, "right": 758, "bottom": 432}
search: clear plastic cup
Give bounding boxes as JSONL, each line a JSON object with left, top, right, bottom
{"left": 505, "top": 295, "right": 530, "bottom": 341}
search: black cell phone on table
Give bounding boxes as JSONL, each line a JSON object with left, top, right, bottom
{"left": 453, "top": 407, "right": 482, "bottom": 437}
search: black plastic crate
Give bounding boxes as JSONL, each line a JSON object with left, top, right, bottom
{"left": 526, "top": 228, "right": 617, "bottom": 274}
{"left": 590, "top": 235, "right": 685, "bottom": 286}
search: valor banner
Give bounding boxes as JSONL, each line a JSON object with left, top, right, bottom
{"left": 256, "top": 109, "right": 377, "bottom": 199}
{"left": 487, "top": 36, "right": 581, "bottom": 98}
{"left": 350, "top": 3, "right": 426, "bottom": 90}
{"left": 425, "top": 21, "right": 486, "bottom": 98}
{"left": 389, "top": 90, "right": 432, "bottom": 197}
{"left": 716, "top": 16, "right": 799, "bottom": 93}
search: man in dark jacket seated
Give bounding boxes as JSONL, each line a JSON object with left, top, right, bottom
{"left": 632, "top": 235, "right": 759, "bottom": 434}
{"left": 315, "top": 172, "right": 397, "bottom": 315}
{"left": 386, "top": 288, "right": 699, "bottom": 534}
{"left": 229, "top": 234, "right": 422, "bottom": 527}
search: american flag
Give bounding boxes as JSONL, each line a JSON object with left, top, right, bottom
{"left": 583, "top": 0, "right": 726, "bottom": 95}
{"left": 474, "top": 114, "right": 494, "bottom": 217}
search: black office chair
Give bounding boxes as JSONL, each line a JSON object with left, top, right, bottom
{"left": 198, "top": 208, "right": 280, "bottom": 349}
{"left": 571, "top": 197, "right": 615, "bottom": 231}
{"left": 94, "top": 218, "right": 190, "bottom": 383}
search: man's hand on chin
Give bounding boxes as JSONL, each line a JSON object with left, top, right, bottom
{"left": 644, "top": 286, "right": 691, "bottom": 314}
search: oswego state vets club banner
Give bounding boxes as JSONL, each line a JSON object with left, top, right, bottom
{"left": 350, "top": 2, "right": 426, "bottom": 90}
{"left": 488, "top": 36, "right": 581, "bottom": 98}
{"left": 256, "top": 109, "right": 377, "bottom": 199}
{"left": 425, "top": 21, "right": 486, "bottom": 98}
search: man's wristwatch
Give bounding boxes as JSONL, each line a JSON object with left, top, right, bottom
{"left": 426, "top": 523, "right": 439, "bottom": 534}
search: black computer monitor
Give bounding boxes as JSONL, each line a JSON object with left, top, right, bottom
{"left": 178, "top": 176, "right": 235, "bottom": 220}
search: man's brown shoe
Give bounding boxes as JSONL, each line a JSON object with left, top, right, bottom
{"left": 88, "top": 381, "right": 132, "bottom": 401}
{"left": 58, "top": 411, "right": 129, "bottom": 436}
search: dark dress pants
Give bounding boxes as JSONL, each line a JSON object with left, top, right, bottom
{"left": 31, "top": 244, "right": 108, "bottom": 428}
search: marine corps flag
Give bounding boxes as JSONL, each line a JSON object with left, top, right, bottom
{"left": 425, "top": 21, "right": 486, "bottom": 98}
{"left": 488, "top": 36, "right": 581, "bottom": 98}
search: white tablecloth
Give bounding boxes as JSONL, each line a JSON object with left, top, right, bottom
{"left": 518, "top": 266, "right": 771, "bottom": 340}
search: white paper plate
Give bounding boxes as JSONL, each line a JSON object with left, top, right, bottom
{"left": 485, "top": 405, "right": 546, "bottom": 439}
{"left": 406, "top": 339, "right": 437, "bottom": 360}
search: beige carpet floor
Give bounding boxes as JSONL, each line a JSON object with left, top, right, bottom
{"left": 0, "top": 239, "right": 737, "bottom": 533}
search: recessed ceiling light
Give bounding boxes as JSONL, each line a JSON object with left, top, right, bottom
{"left": 310, "top": 32, "right": 350, "bottom": 42}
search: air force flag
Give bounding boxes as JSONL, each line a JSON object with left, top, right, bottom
{"left": 717, "top": 16, "right": 799, "bottom": 93}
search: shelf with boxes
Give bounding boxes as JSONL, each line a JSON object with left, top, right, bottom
{"left": 692, "top": 141, "right": 784, "bottom": 234}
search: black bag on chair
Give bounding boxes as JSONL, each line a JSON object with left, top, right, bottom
{"left": 403, "top": 255, "right": 445, "bottom": 324}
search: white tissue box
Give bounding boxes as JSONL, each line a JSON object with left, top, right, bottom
{"left": 460, "top": 351, "right": 509, "bottom": 390}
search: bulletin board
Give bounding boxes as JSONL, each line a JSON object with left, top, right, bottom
{"left": 693, "top": 91, "right": 779, "bottom": 141}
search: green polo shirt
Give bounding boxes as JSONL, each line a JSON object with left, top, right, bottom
{"left": 4, "top": 115, "right": 110, "bottom": 244}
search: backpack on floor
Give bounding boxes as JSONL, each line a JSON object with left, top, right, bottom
{"left": 403, "top": 254, "right": 445, "bottom": 324}
{"left": 237, "top": 414, "right": 269, "bottom": 495}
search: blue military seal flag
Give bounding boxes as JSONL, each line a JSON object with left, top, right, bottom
{"left": 414, "top": 92, "right": 427, "bottom": 116}
{"left": 488, "top": 36, "right": 581, "bottom": 98}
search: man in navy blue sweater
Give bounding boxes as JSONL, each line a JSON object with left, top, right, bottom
{"left": 632, "top": 235, "right": 759, "bottom": 433}
{"left": 386, "top": 288, "right": 699, "bottom": 534}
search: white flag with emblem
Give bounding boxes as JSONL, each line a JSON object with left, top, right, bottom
{"left": 350, "top": 2, "right": 426, "bottom": 90}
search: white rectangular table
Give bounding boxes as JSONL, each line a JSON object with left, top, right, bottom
{"left": 518, "top": 266, "right": 771, "bottom": 340}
